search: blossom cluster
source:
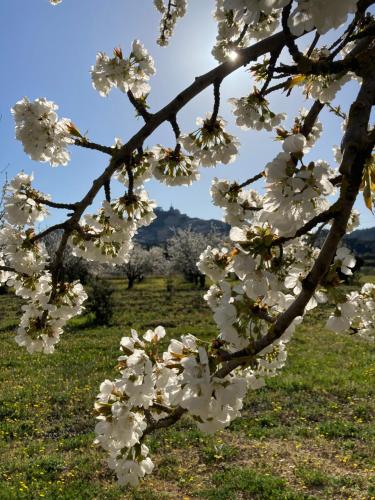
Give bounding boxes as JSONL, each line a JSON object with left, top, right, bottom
{"left": 0, "top": 172, "right": 88, "bottom": 353}
{"left": 114, "top": 144, "right": 200, "bottom": 188}
{"left": 94, "top": 321, "right": 288, "bottom": 485}
{"left": 151, "top": 146, "right": 200, "bottom": 186}
{"left": 212, "top": 1, "right": 281, "bottom": 62}
{"left": 326, "top": 283, "right": 375, "bottom": 341}
{"left": 229, "top": 91, "right": 286, "bottom": 132}
{"left": 210, "top": 178, "right": 262, "bottom": 227}
{"left": 263, "top": 133, "right": 335, "bottom": 237}
{"left": 91, "top": 41, "right": 155, "bottom": 98}
{"left": 114, "top": 148, "right": 155, "bottom": 189}
{"left": 212, "top": 0, "right": 358, "bottom": 62}
{"left": 3, "top": 172, "right": 49, "bottom": 226}
{"left": 154, "top": 0, "right": 187, "bottom": 46}
{"left": 287, "top": 0, "right": 358, "bottom": 36}
{"left": 12, "top": 97, "right": 74, "bottom": 166}
{"left": 180, "top": 115, "right": 239, "bottom": 167}
{"left": 71, "top": 190, "right": 156, "bottom": 265}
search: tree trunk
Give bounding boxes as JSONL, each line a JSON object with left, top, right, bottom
{"left": 199, "top": 274, "right": 206, "bottom": 289}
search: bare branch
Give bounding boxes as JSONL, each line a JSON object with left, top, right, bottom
{"left": 74, "top": 139, "right": 115, "bottom": 156}
{"left": 238, "top": 171, "right": 264, "bottom": 189}
{"left": 300, "top": 100, "right": 324, "bottom": 137}
{"left": 104, "top": 180, "right": 111, "bottom": 203}
{"left": 34, "top": 197, "right": 79, "bottom": 211}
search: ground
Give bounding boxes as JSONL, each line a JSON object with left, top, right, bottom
{"left": 0, "top": 276, "right": 374, "bottom": 499}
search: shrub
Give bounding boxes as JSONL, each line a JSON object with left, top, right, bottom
{"left": 86, "top": 277, "right": 115, "bottom": 326}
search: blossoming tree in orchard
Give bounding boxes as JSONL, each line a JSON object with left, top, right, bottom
{"left": 1, "top": 0, "right": 375, "bottom": 487}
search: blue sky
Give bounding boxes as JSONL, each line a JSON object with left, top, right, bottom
{"left": 0, "top": 0, "right": 374, "bottom": 229}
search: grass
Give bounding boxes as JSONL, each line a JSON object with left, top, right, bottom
{"left": 0, "top": 276, "right": 374, "bottom": 499}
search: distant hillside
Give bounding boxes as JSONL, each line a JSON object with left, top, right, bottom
{"left": 137, "top": 208, "right": 375, "bottom": 268}
{"left": 136, "top": 207, "right": 229, "bottom": 246}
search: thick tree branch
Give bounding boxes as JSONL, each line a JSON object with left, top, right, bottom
{"left": 300, "top": 100, "right": 324, "bottom": 137}
{"left": 217, "top": 73, "right": 375, "bottom": 376}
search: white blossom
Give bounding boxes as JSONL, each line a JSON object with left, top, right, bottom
{"left": 151, "top": 145, "right": 200, "bottom": 186}
{"left": 334, "top": 247, "right": 356, "bottom": 275}
{"left": 155, "top": 0, "right": 187, "bottom": 46}
{"left": 91, "top": 41, "right": 155, "bottom": 98}
{"left": 288, "top": 0, "right": 358, "bottom": 36}
{"left": 4, "top": 173, "right": 49, "bottom": 226}
{"left": 180, "top": 115, "right": 239, "bottom": 167}
{"left": 229, "top": 93, "right": 286, "bottom": 131}
{"left": 12, "top": 97, "right": 73, "bottom": 166}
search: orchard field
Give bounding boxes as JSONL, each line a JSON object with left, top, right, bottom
{"left": 0, "top": 276, "right": 374, "bottom": 500}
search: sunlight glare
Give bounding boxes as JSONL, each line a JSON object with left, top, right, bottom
{"left": 228, "top": 50, "right": 238, "bottom": 61}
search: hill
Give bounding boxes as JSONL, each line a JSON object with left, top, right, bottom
{"left": 137, "top": 208, "right": 375, "bottom": 268}
{"left": 136, "top": 207, "right": 229, "bottom": 246}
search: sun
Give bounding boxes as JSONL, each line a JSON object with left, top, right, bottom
{"left": 228, "top": 50, "right": 239, "bottom": 61}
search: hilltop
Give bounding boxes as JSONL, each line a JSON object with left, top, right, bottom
{"left": 136, "top": 207, "right": 229, "bottom": 246}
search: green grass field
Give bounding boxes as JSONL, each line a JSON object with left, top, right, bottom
{"left": 0, "top": 277, "right": 374, "bottom": 499}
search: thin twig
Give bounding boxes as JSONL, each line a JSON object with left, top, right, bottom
{"left": 306, "top": 32, "right": 320, "bottom": 57}
{"left": 74, "top": 139, "right": 114, "bottom": 156}
{"left": 34, "top": 198, "right": 79, "bottom": 210}
{"left": 238, "top": 172, "right": 264, "bottom": 189}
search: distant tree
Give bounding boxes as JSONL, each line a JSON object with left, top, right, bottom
{"left": 120, "top": 244, "right": 153, "bottom": 289}
{"left": 120, "top": 244, "right": 170, "bottom": 289}
{"left": 148, "top": 246, "right": 170, "bottom": 276}
{"left": 167, "top": 228, "right": 222, "bottom": 288}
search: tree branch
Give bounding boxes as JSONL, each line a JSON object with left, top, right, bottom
{"left": 217, "top": 72, "right": 375, "bottom": 377}
{"left": 34, "top": 198, "right": 79, "bottom": 211}
{"left": 29, "top": 223, "right": 67, "bottom": 244}
{"left": 74, "top": 139, "right": 114, "bottom": 156}
{"left": 127, "top": 90, "right": 152, "bottom": 121}
{"left": 210, "top": 79, "right": 222, "bottom": 124}
{"left": 271, "top": 204, "right": 339, "bottom": 246}
{"left": 281, "top": 2, "right": 304, "bottom": 64}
